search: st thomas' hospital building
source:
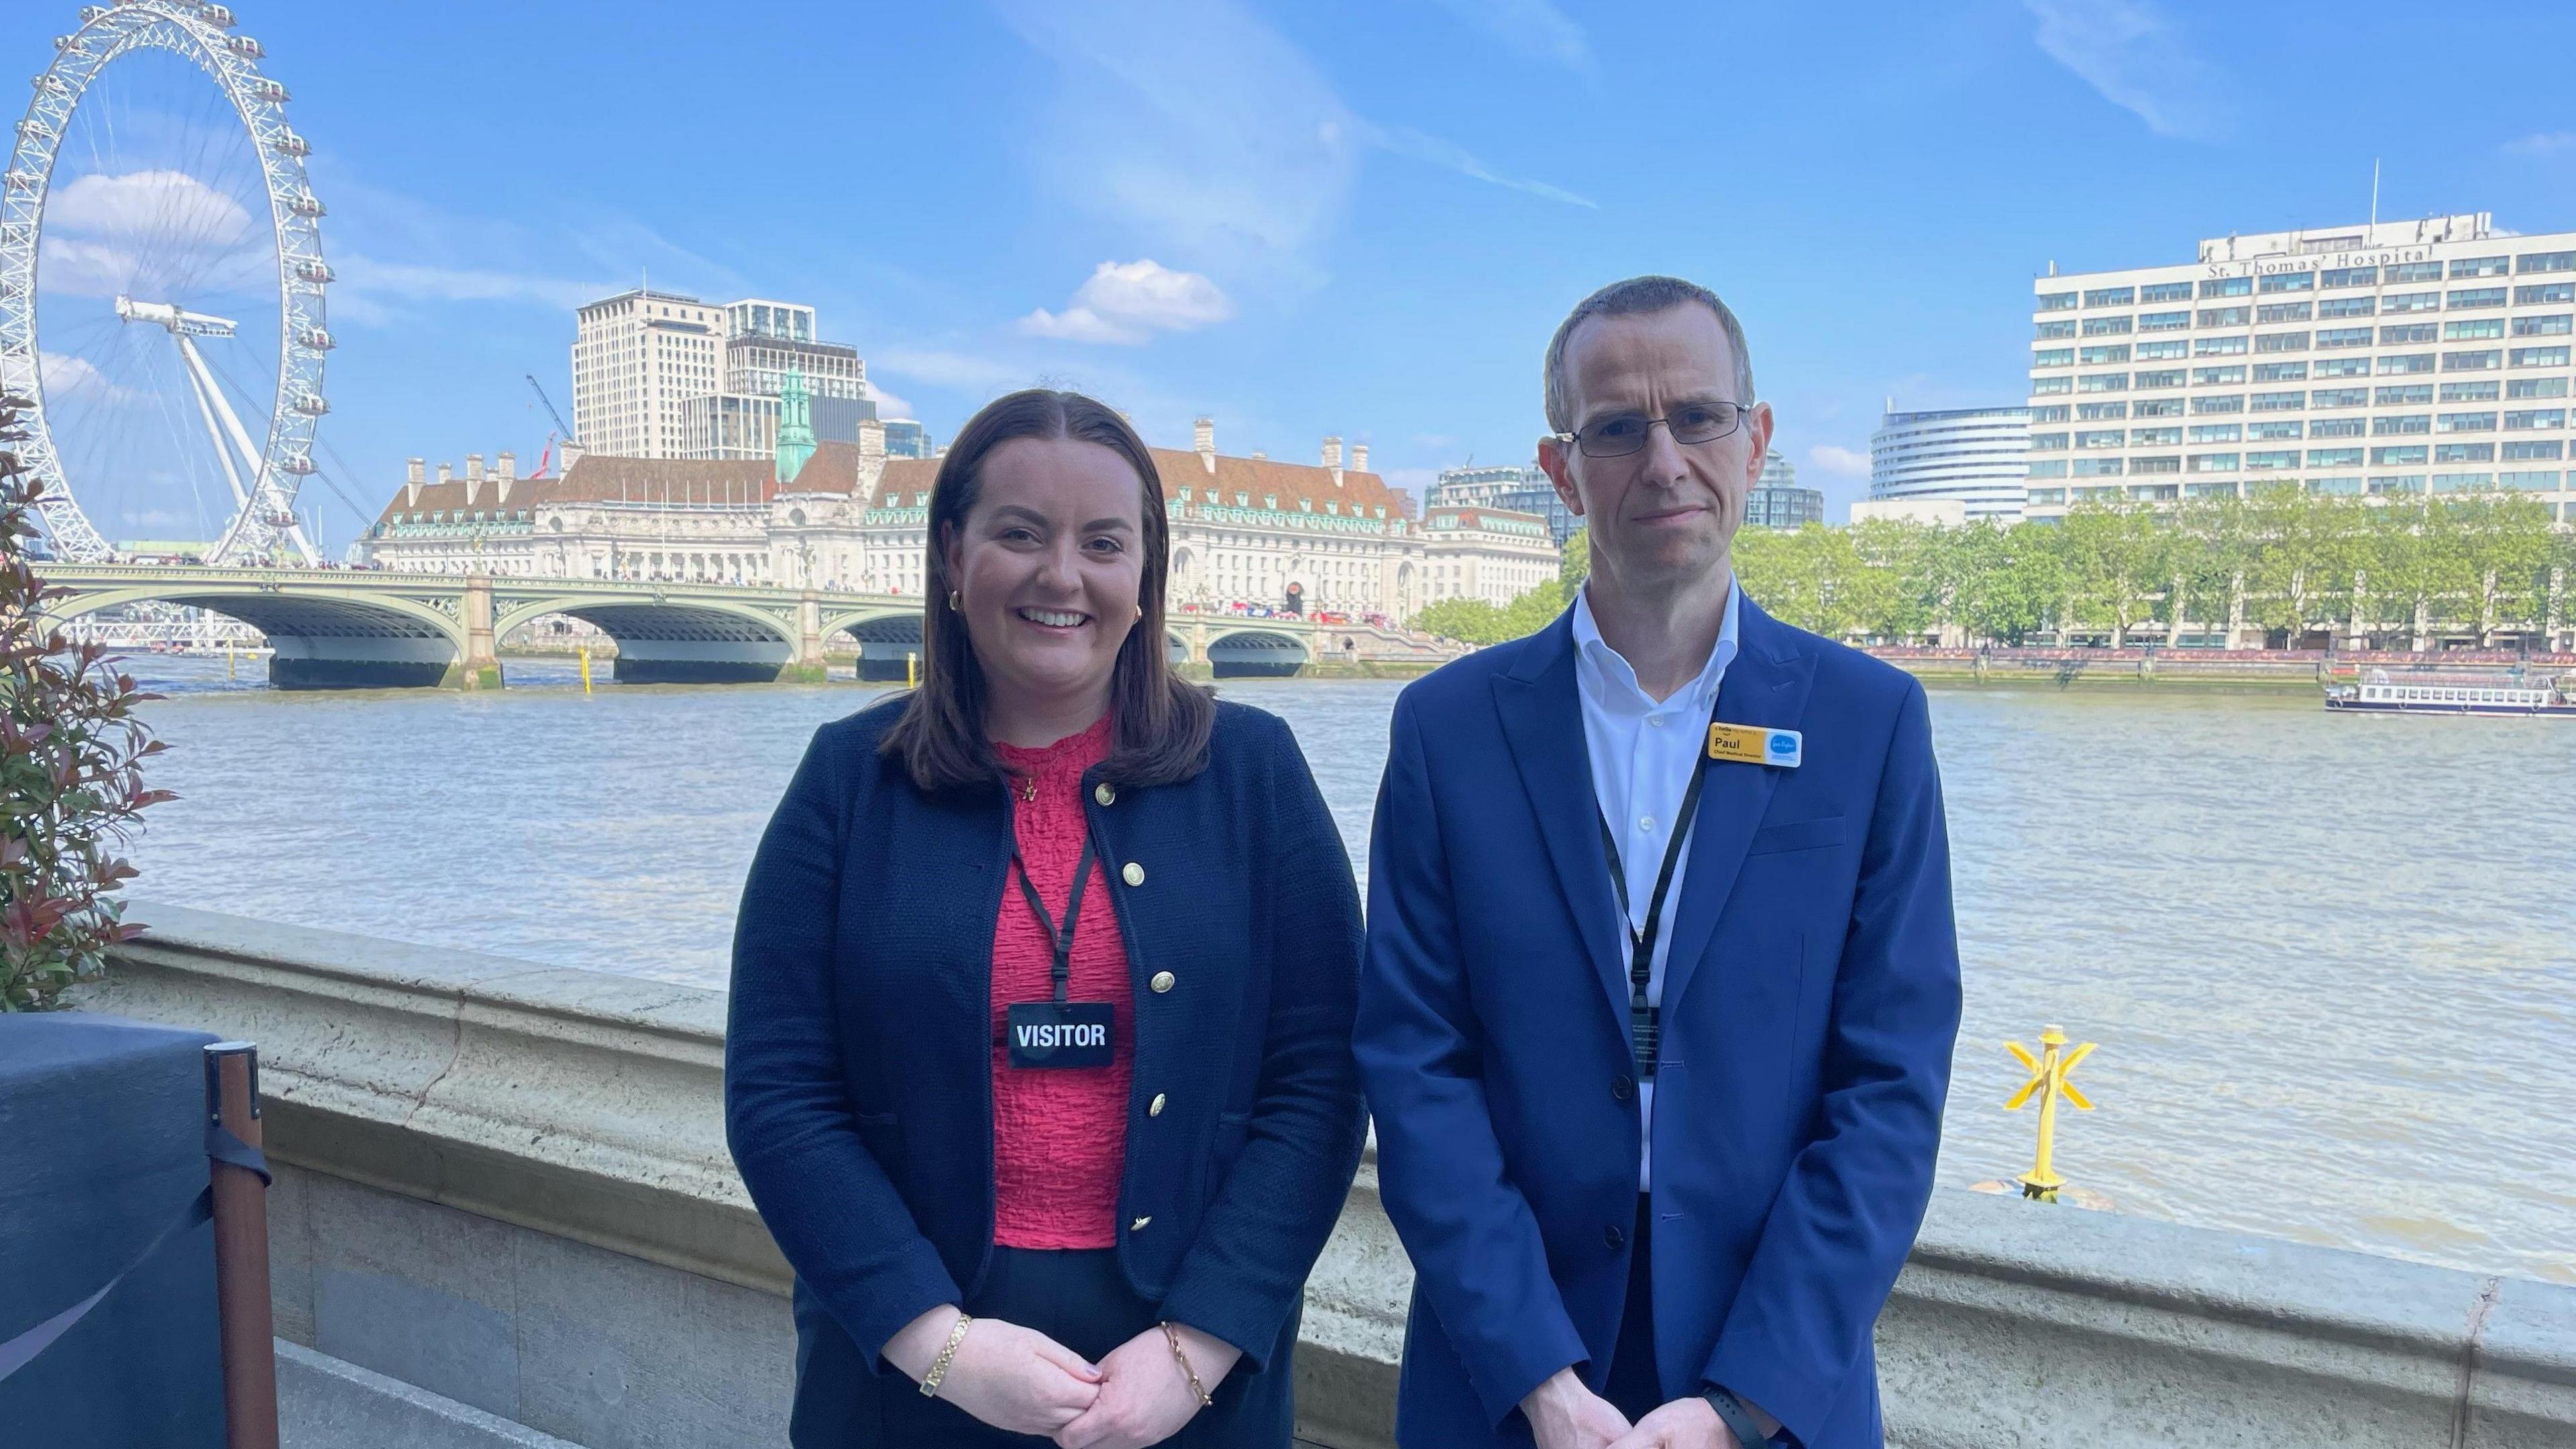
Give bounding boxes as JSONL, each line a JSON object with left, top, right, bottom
{"left": 2023, "top": 213, "right": 2576, "bottom": 527}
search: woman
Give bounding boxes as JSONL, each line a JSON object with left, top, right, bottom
{"left": 727, "top": 390, "right": 1366, "bottom": 1448}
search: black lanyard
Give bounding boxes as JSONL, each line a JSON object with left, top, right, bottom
{"left": 1010, "top": 837, "right": 1096, "bottom": 1006}
{"left": 1595, "top": 699, "right": 1722, "bottom": 1079}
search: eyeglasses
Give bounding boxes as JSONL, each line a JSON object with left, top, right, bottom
{"left": 1552, "top": 400, "right": 1754, "bottom": 458}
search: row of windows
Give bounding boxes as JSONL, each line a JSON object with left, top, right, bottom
{"left": 2045, "top": 440, "right": 2571, "bottom": 475}
{"left": 2027, "top": 378, "right": 2573, "bottom": 421}
{"left": 2038, "top": 347, "right": 2574, "bottom": 387}
{"left": 2039, "top": 253, "right": 2576, "bottom": 311}
{"left": 2036, "top": 294, "right": 2576, "bottom": 342}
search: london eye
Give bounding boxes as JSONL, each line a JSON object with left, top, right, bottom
{"left": 1, "top": 0, "right": 331, "bottom": 564}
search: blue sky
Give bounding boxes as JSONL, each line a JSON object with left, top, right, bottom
{"left": 12, "top": 0, "right": 2576, "bottom": 547}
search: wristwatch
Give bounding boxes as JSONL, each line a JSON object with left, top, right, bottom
{"left": 1701, "top": 1385, "right": 1784, "bottom": 1449}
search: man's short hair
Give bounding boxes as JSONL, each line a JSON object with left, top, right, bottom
{"left": 1542, "top": 275, "right": 1756, "bottom": 435}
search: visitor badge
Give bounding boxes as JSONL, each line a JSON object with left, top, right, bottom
{"left": 1006, "top": 1002, "right": 1116, "bottom": 1069}
{"left": 1707, "top": 722, "right": 1801, "bottom": 769}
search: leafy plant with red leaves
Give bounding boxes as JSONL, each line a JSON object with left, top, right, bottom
{"left": 0, "top": 395, "right": 169, "bottom": 1009}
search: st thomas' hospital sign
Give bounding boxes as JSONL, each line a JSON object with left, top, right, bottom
{"left": 2198, "top": 245, "right": 2438, "bottom": 280}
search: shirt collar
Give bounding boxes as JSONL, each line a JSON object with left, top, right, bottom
{"left": 1570, "top": 574, "right": 1741, "bottom": 716}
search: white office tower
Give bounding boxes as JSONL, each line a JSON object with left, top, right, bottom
{"left": 1871, "top": 406, "right": 2033, "bottom": 522}
{"left": 570, "top": 290, "right": 722, "bottom": 460}
{"left": 2025, "top": 213, "right": 2576, "bottom": 523}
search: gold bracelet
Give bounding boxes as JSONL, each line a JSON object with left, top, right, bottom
{"left": 919, "top": 1312, "right": 974, "bottom": 1398}
{"left": 1161, "top": 1321, "right": 1214, "bottom": 1407}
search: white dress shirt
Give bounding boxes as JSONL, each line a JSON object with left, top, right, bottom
{"left": 1569, "top": 578, "right": 1741, "bottom": 1191}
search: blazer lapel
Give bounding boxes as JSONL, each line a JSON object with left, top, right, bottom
{"left": 1490, "top": 612, "right": 1631, "bottom": 1031}
{"left": 1659, "top": 597, "right": 1817, "bottom": 1021}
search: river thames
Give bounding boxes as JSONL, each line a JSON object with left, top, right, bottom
{"left": 116, "top": 657, "right": 2575, "bottom": 1287}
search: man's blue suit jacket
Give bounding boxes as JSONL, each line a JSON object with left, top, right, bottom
{"left": 1355, "top": 596, "right": 1961, "bottom": 1449}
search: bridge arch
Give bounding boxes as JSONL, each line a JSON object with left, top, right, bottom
{"left": 1205, "top": 628, "right": 1311, "bottom": 678}
{"left": 47, "top": 584, "right": 468, "bottom": 689}
{"left": 493, "top": 594, "right": 799, "bottom": 684}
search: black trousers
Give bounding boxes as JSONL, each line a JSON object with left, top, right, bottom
{"left": 1603, "top": 1195, "right": 1664, "bottom": 1422}
{"left": 790, "top": 1244, "right": 1297, "bottom": 1448}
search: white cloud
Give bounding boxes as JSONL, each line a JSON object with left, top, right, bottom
{"left": 333, "top": 254, "right": 606, "bottom": 312}
{"left": 47, "top": 170, "right": 256, "bottom": 246}
{"left": 861, "top": 376, "right": 914, "bottom": 421}
{"left": 995, "top": 0, "right": 1591, "bottom": 290}
{"left": 39, "top": 351, "right": 138, "bottom": 405}
{"left": 36, "top": 237, "right": 142, "bottom": 299}
{"left": 1806, "top": 444, "right": 1873, "bottom": 480}
{"left": 1424, "top": 0, "right": 1593, "bottom": 74}
{"left": 1368, "top": 125, "right": 1597, "bottom": 209}
{"left": 2504, "top": 131, "right": 2576, "bottom": 158}
{"left": 1020, "top": 260, "right": 1235, "bottom": 345}
{"left": 2023, "top": 0, "right": 2234, "bottom": 143}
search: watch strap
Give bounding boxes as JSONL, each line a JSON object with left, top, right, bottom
{"left": 1701, "top": 1385, "right": 1776, "bottom": 1449}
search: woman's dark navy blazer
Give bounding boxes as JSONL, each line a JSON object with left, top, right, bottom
{"left": 724, "top": 694, "right": 1366, "bottom": 1391}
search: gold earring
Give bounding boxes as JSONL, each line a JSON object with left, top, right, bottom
{"left": 948, "top": 590, "right": 961, "bottom": 612}
{"left": 1134, "top": 604, "right": 1144, "bottom": 621}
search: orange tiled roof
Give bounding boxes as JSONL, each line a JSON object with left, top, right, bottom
{"left": 863, "top": 447, "right": 1407, "bottom": 519}
{"left": 373, "top": 441, "right": 870, "bottom": 523}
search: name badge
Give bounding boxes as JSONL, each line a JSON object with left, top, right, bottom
{"left": 1006, "top": 1002, "right": 1116, "bottom": 1069}
{"left": 1708, "top": 722, "right": 1801, "bottom": 769}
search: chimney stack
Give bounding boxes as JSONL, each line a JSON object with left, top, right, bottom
{"left": 495, "top": 451, "right": 517, "bottom": 504}
{"left": 859, "top": 416, "right": 886, "bottom": 463}
{"left": 1193, "top": 416, "right": 1216, "bottom": 473}
{"left": 1321, "top": 435, "right": 1342, "bottom": 470}
{"left": 1250, "top": 449, "right": 1267, "bottom": 461}
{"left": 463, "top": 453, "right": 484, "bottom": 506}
{"left": 405, "top": 458, "right": 424, "bottom": 508}
{"left": 437, "top": 462, "right": 453, "bottom": 484}
{"left": 1351, "top": 442, "right": 1368, "bottom": 473}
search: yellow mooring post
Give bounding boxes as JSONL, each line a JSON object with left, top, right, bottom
{"left": 578, "top": 646, "right": 593, "bottom": 695}
{"left": 2004, "top": 1025, "right": 2096, "bottom": 1202}
{"left": 906, "top": 651, "right": 919, "bottom": 688}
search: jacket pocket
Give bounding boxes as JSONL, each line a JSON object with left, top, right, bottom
{"left": 1748, "top": 815, "right": 1845, "bottom": 856}
{"left": 1203, "top": 1111, "right": 1253, "bottom": 1203}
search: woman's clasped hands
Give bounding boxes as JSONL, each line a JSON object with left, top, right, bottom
{"left": 886, "top": 1305, "right": 1238, "bottom": 1448}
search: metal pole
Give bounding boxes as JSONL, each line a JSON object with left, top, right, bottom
{"left": 579, "top": 645, "right": 592, "bottom": 694}
{"left": 205, "top": 1043, "right": 278, "bottom": 1449}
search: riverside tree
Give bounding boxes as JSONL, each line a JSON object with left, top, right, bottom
{"left": 1416, "top": 489, "right": 2569, "bottom": 651}
{"left": 0, "top": 396, "right": 169, "bottom": 1010}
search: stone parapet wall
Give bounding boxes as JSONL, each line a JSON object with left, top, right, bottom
{"left": 72, "top": 904, "right": 2576, "bottom": 1449}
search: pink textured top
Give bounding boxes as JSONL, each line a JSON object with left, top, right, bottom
{"left": 988, "top": 717, "right": 1134, "bottom": 1250}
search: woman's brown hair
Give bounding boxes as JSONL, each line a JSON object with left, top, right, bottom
{"left": 880, "top": 388, "right": 1215, "bottom": 792}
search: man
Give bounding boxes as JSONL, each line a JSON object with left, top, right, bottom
{"left": 1356, "top": 276, "right": 1960, "bottom": 1449}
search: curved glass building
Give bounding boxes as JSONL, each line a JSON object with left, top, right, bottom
{"left": 1870, "top": 406, "right": 2033, "bottom": 522}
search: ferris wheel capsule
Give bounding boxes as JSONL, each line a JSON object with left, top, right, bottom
{"left": 78, "top": 6, "right": 110, "bottom": 22}
{"left": 288, "top": 191, "right": 323, "bottom": 218}
{"left": 295, "top": 326, "right": 333, "bottom": 350}
{"left": 248, "top": 78, "right": 284, "bottom": 103}
{"left": 271, "top": 129, "right": 307, "bottom": 156}
{"left": 200, "top": 5, "right": 237, "bottom": 27}
{"left": 225, "top": 35, "right": 263, "bottom": 59}
{"left": 294, "top": 259, "right": 333, "bottom": 284}
{"left": 292, "top": 392, "right": 327, "bottom": 416}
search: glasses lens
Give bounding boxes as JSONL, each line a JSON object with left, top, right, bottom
{"left": 1579, "top": 414, "right": 1650, "bottom": 457}
{"left": 1668, "top": 402, "right": 1739, "bottom": 443}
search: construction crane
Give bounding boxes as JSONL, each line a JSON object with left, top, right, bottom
{"left": 525, "top": 375, "right": 577, "bottom": 445}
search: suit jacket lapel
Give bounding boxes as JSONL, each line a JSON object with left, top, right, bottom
{"left": 1660, "top": 597, "right": 1816, "bottom": 1021}
{"left": 1491, "top": 612, "right": 1631, "bottom": 1031}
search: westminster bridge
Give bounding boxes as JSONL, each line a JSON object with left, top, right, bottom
{"left": 32, "top": 564, "right": 1350, "bottom": 688}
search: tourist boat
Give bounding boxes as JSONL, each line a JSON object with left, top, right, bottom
{"left": 2324, "top": 668, "right": 2576, "bottom": 716}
